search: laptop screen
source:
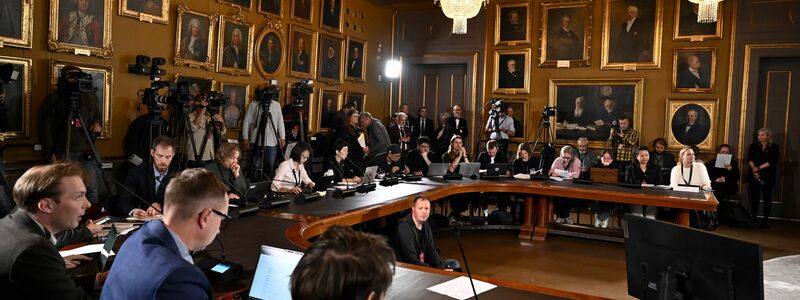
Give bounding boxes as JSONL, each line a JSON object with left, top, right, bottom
{"left": 248, "top": 245, "right": 304, "bottom": 300}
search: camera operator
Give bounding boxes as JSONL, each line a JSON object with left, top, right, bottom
{"left": 607, "top": 115, "right": 639, "bottom": 168}
{"left": 39, "top": 65, "right": 103, "bottom": 204}
{"left": 242, "top": 84, "right": 285, "bottom": 179}
{"left": 485, "top": 100, "right": 515, "bottom": 155}
{"left": 187, "top": 93, "right": 226, "bottom": 166}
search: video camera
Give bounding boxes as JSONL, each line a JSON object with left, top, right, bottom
{"left": 291, "top": 80, "right": 313, "bottom": 108}
{"left": 255, "top": 83, "right": 280, "bottom": 104}
{"left": 542, "top": 106, "right": 558, "bottom": 117}
{"left": 205, "top": 91, "right": 229, "bottom": 111}
{"left": 141, "top": 81, "right": 190, "bottom": 113}
{"left": 489, "top": 98, "right": 505, "bottom": 116}
{"left": 58, "top": 70, "right": 93, "bottom": 95}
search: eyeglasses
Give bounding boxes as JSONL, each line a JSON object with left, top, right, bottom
{"left": 211, "top": 209, "right": 232, "bottom": 220}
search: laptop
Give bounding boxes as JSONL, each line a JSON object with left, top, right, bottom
{"left": 362, "top": 166, "right": 378, "bottom": 184}
{"left": 486, "top": 163, "right": 509, "bottom": 177}
{"left": 427, "top": 163, "right": 449, "bottom": 177}
{"left": 248, "top": 245, "right": 305, "bottom": 300}
{"left": 246, "top": 181, "right": 271, "bottom": 203}
{"left": 459, "top": 162, "right": 481, "bottom": 178}
{"left": 313, "top": 175, "right": 335, "bottom": 192}
{"left": 590, "top": 167, "right": 619, "bottom": 184}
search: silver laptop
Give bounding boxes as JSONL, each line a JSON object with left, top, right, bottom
{"left": 459, "top": 162, "right": 481, "bottom": 178}
{"left": 363, "top": 166, "right": 378, "bottom": 184}
{"left": 248, "top": 245, "right": 304, "bottom": 300}
{"left": 427, "top": 163, "right": 449, "bottom": 177}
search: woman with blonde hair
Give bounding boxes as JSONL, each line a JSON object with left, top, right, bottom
{"left": 670, "top": 146, "right": 711, "bottom": 189}
{"left": 442, "top": 135, "right": 469, "bottom": 174}
{"left": 746, "top": 127, "right": 780, "bottom": 227}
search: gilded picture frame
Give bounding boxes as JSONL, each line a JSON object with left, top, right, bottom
{"left": 665, "top": 99, "right": 717, "bottom": 150}
{"left": 49, "top": 60, "right": 114, "bottom": 139}
{"left": 290, "top": 0, "right": 314, "bottom": 25}
{"left": 0, "top": 56, "right": 31, "bottom": 140}
{"left": 317, "top": 89, "right": 343, "bottom": 132}
{"left": 493, "top": 49, "right": 531, "bottom": 94}
{"left": 345, "top": 91, "right": 366, "bottom": 113}
{"left": 216, "top": 14, "right": 255, "bottom": 75}
{"left": 317, "top": 33, "right": 345, "bottom": 84}
{"left": 672, "top": 47, "right": 716, "bottom": 93}
{"left": 48, "top": 0, "right": 114, "bottom": 58}
{"left": 174, "top": 5, "right": 218, "bottom": 70}
{"left": 539, "top": 0, "right": 592, "bottom": 67}
{"left": 600, "top": 0, "right": 663, "bottom": 70}
{"left": 320, "top": 0, "right": 344, "bottom": 34}
{"left": 259, "top": 0, "right": 283, "bottom": 18}
{"left": 0, "top": 0, "right": 34, "bottom": 49}
{"left": 345, "top": 36, "right": 367, "bottom": 82}
{"left": 219, "top": 82, "right": 250, "bottom": 130}
{"left": 175, "top": 73, "right": 217, "bottom": 99}
{"left": 219, "top": 0, "right": 253, "bottom": 11}
{"left": 484, "top": 98, "right": 528, "bottom": 142}
{"left": 255, "top": 20, "right": 285, "bottom": 78}
{"left": 288, "top": 24, "right": 318, "bottom": 79}
{"left": 494, "top": 2, "right": 531, "bottom": 46}
{"left": 119, "top": 0, "right": 170, "bottom": 24}
{"left": 548, "top": 78, "right": 644, "bottom": 149}
{"left": 673, "top": 0, "right": 723, "bottom": 42}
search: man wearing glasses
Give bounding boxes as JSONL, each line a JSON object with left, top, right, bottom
{"left": 102, "top": 168, "right": 230, "bottom": 299}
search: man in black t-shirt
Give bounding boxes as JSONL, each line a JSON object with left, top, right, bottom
{"left": 406, "top": 137, "right": 437, "bottom": 176}
{"left": 394, "top": 197, "right": 459, "bottom": 270}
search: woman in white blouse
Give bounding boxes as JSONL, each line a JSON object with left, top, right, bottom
{"left": 670, "top": 146, "right": 711, "bottom": 189}
{"left": 272, "top": 142, "right": 315, "bottom": 194}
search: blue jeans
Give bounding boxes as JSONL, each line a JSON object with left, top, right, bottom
{"left": 251, "top": 145, "right": 278, "bottom": 180}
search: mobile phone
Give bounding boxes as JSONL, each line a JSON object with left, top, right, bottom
{"left": 95, "top": 217, "right": 111, "bottom": 225}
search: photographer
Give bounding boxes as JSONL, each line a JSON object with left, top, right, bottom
{"left": 607, "top": 115, "right": 639, "bottom": 168}
{"left": 485, "top": 100, "right": 515, "bottom": 155}
{"left": 187, "top": 93, "right": 226, "bottom": 166}
{"left": 242, "top": 84, "right": 285, "bottom": 179}
{"left": 39, "top": 65, "right": 103, "bottom": 204}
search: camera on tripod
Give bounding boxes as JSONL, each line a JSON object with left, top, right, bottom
{"left": 291, "top": 80, "right": 313, "bottom": 108}
{"left": 60, "top": 71, "right": 93, "bottom": 94}
{"left": 489, "top": 98, "right": 506, "bottom": 117}
{"left": 255, "top": 83, "right": 280, "bottom": 105}
{"left": 205, "top": 91, "right": 229, "bottom": 111}
{"left": 141, "top": 81, "right": 190, "bottom": 113}
{"left": 542, "top": 106, "right": 558, "bottom": 117}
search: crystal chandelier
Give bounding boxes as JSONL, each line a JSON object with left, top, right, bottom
{"left": 434, "top": 0, "right": 488, "bottom": 34}
{"left": 688, "top": 0, "right": 723, "bottom": 23}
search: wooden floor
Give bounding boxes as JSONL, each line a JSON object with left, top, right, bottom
{"left": 435, "top": 219, "right": 800, "bottom": 299}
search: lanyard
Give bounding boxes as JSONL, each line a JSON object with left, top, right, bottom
{"left": 682, "top": 164, "right": 694, "bottom": 185}
{"left": 292, "top": 168, "right": 300, "bottom": 187}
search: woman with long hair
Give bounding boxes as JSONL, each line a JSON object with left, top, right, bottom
{"left": 442, "top": 135, "right": 469, "bottom": 174}
{"left": 273, "top": 142, "right": 315, "bottom": 194}
{"left": 746, "top": 128, "right": 780, "bottom": 227}
{"left": 626, "top": 145, "right": 662, "bottom": 219}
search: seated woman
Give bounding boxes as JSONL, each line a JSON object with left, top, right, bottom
{"left": 549, "top": 146, "right": 582, "bottom": 224}
{"left": 625, "top": 145, "right": 662, "bottom": 219}
{"left": 273, "top": 142, "right": 316, "bottom": 194}
{"left": 328, "top": 139, "right": 362, "bottom": 184}
{"left": 441, "top": 135, "right": 469, "bottom": 174}
{"left": 706, "top": 144, "right": 739, "bottom": 201}
{"left": 590, "top": 149, "right": 620, "bottom": 228}
{"left": 205, "top": 143, "right": 248, "bottom": 202}
{"left": 670, "top": 146, "right": 712, "bottom": 189}
{"left": 512, "top": 144, "right": 536, "bottom": 175}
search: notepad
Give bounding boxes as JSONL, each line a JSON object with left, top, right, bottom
{"left": 426, "top": 276, "right": 497, "bottom": 300}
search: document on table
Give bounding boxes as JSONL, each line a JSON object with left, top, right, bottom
{"left": 426, "top": 276, "right": 497, "bottom": 300}
{"left": 714, "top": 154, "right": 732, "bottom": 168}
{"left": 59, "top": 244, "right": 105, "bottom": 257}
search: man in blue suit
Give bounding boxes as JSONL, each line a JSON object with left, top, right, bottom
{"left": 102, "top": 168, "right": 230, "bottom": 299}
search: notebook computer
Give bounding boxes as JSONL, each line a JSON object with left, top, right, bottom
{"left": 246, "top": 181, "right": 271, "bottom": 203}
{"left": 248, "top": 245, "right": 304, "bottom": 300}
{"left": 362, "top": 166, "right": 378, "bottom": 184}
{"left": 459, "top": 162, "right": 481, "bottom": 178}
{"left": 486, "top": 163, "right": 509, "bottom": 177}
{"left": 313, "top": 175, "right": 335, "bottom": 192}
{"left": 590, "top": 167, "right": 619, "bottom": 184}
{"left": 427, "top": 163, "right": 449, "bottom": 177}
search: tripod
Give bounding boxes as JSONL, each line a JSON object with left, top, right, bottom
{"left": 531, "top": 112, "right": 556, "bottom": 172}
{"left": 62, "top": 91, "right": 113, "bottom": 203}
{"left": 250, "top": 100, "right": 282, "bottom": 182}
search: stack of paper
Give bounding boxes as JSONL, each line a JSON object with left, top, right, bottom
{"left": 426, "top": 276, "right": 497, "bottom": 300}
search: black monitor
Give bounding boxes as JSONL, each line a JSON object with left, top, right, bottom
{"left": 624, "top": 214, "right": 763, "bottom": 300}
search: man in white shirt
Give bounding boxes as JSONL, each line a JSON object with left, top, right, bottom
{"left": 485, "top": 108, "right": 515, "bottom": 155}
{"left": 243, "top": 84, "right": 286, "bottom": 179}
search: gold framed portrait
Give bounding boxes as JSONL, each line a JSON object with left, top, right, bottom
{"left": 600, "top": 0, "right": 663, "bottom": 70}
{"left": 345, "top": 36, "right": 367, "bottom": 82}
{"left": 0, "top": 56, "right": 31, "bottom": 140}
{"left": 493, "top": 49, "right": 531, "bottom": 94}
{"left": 259, "top": 0, "right": 283, "bottom": 18}
{"left": 495, "top": 2, "right": 531, "bottom": 46}
{"left": 175, "top": 74, "right": 217, "bottom": 99}
{"left": 665, "top": 98, "right": 718, "bottom": 150}
{"left": 49, "top": 60, "right": 114, "bottom": 139}
{"left": 216, "top": 14, "right": 255, "bottom": 75}
{"left": 290, "top": 0, "right": 314, "bottom": 25}
{"left": 483, "top": 98, "right": 528, "bottom": 142}
{"left": 672, "top": 47, "right": 716, "bottom": 93}
{"left": 255, "top": 20, "right": 286, "bottom": 78}
{"left": 317, "top": 89, "right": 343, "bottom": 132}
{"left": 548, "top": 78, "right": 644, "bottom": 149}
{"left": 119, "top": 0, "right": 170, "bottom": 24}
{"left": 673, "top": 0, "right": 723, "bottom": 41}
{"left": 174, "top": 5, "right": 218, "bottom": 70}
{"left": 317, "top": 33, "right": 344, "bottom": 84}
{"left": 288, "top": 24, "right": 318, "bottom": 79}
{"left": 320, "top": 0, "right": 344, "bottom": 34}
{"left": 345, "top": 91, "right": 366, "bottom": 113}
{"left": 219, "top": 82, "right": 250, "bottom": 130}
{"left": 0, "top": 0, "right": 34, "bottom": 49}
{"left": 539, "top": 0, "right": 592, "bottom": 67}
{"left": 219, "top": 0, "right": 253, "bottom": 11}
{"left": 48, "top": 0, "right": 114, "bottom": 58}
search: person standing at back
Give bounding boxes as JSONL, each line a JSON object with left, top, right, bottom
{"left": 746, "top": 128, "right": 780, "bottom": 227}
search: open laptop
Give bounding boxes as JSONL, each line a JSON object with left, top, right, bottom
{"left": 590, "top": 167, "right": 619, "bottom": 184}
{"left": 459, "top": 162, "right": 481, "bottom": 178}
{"left": 313, "top": 175, "right": 334, "bottom": 192}
{"left": 486, "top": 163, "right": 509, "bottom": 177}
{"left": 246, "top": 181, "right": 271, "bottom": 203}
{"left": 427, "top": 163, "right": 449, "bottom": 177}
{"left": 362, "top": 166, "right": 378, "bottom": 184}
{"left": 248, "top": 245, "right": 304, "bottom": 300}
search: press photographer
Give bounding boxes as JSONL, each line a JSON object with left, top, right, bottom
{"left": 484, "top": 99, "right": 515, "bottom": 155}
{"left": 39, "top": 65, "right": 103, "bottom": 204}
{"left": 242, "top": 83, "right": 285, "bottom": 180}
{"left": 187, "top": 91, "right": 227, "bottom": 166}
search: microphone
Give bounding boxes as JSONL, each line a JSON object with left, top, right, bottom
{"left": 345, "top": 158, "right": 365, "bottom": 177}
{"left": 214, "top": 235, "right": 226, "bottom": 260}
{"left": 108, "top": 176, "right": 162, "bottom": 215}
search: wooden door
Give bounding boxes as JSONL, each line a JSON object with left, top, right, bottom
{"left": 401, "top": 63, "right": 470, "bottom": 145}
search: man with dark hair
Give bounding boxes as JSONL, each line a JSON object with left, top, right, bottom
{"left": 476, "top": 140, "right": 509, "bottom": 169}
{"left": 412, "top": 106, "right": 435, "bottom": 146}
{"left": 608, "top": 115, "right": 639, "bottom": 165}
{"left": 291, "top": 225, "right": 395, "bottom": 300}
{"left": 650, "top": 137, "right": 675, "bottom": 183}
{"left": 406, "top": 137, "right": 437, "bottom": 176}
{"left": 108, "top": 135, "right": 177, "bottom": 218}
{"left": 378, "top": 144, "right": 408, "bottom": 176}
{"left": 706, "top": 144, "right": 740, "bottom": 201}
{"left": 332, "top": 101, "right": 354, "bottom": 135}
{"left": 102, "top": 168, "right": 229, "bottom": 299}
{"left": 0, "top": 162, "right": 94, "bottom": 299}
{"left": 394, "top": 197, "right": 459, "bottom": 270}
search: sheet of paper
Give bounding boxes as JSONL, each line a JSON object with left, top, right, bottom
{"left": 714, "top": 154, "right": 732, "bottom": 168}
{"left": 513, "top": 173, "right": 529, "bottom": 180}
{"left": 357, "top": 133, "right": 367, "bottom": 148}
{"left": 126, "top": 215, "right": 163, "bottom": 222}
{"left": 59, "top": 243, "right": 105, "bottom": 257}
{"left": 673, "top": 185, "right": 701, "bottom": 193}
{"left": 426, "top": 276, "right": 497, "bottom": 300}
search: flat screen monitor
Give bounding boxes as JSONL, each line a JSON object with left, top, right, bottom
{"left": 624, "top": 214, "right": 763, "bottom": 300}
{"left": 248, "top": 245, "right": 304, "bottom": 300}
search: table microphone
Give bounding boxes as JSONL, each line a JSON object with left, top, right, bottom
{"left": 108, "top": 176, "right": 162, "bottom": 215}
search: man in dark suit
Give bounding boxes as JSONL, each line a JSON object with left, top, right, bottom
{"left": 321, "top": 45, "right": 339, "bottom": 79}
{"left": 500, "top": 9, "right": 525, "bottom": 41}
{"left": 549, "top": 14, "right": 582, "bottom": 60}
{"left": 347, "top": 45, "right": 363, "bottom": 78}
{"left": 102, "top": 168, "right": 229, "bottom": 299}
{"left": 672, "top": 108, "right": 709, "bottom": 145}
{"left": 292, "top": 37, "right": 310, "bottom": 73}
{"left": 676, "top": 55, "right": 710, "bottom": 89}
{"left": 322, "top": 0, "right": 341, "bottom": 28}
{"left": 412, "top": 106, "right": 435, "bottom": 146}
{"left": 498, "top": 58, "right": 524, "bottom": 88}
{"left": 387, "top": 112, "right": 412, "bottom": 152}
{"left": 0, "top": 162, "right": 94, "bottom": 299}
{"left": 442, "top": 104, "right": 469, "bottom": 151}
{"left": 107, "top": 136, "right": 177, "bottom": 218}
{"left": 614, "top": 5, "right": 650, "bottom": 62}
{"left": 222, "top": 28, "right": 247, "bottom": 69}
